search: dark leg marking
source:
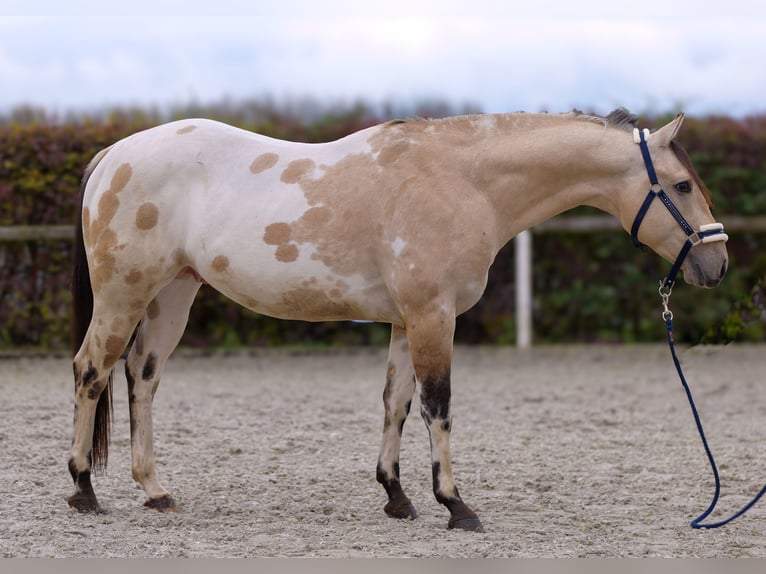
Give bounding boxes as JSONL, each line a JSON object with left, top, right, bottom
{"left": 67, "top": 457, "right": 102, "bottom": 513}
{"left": 125, "top": 363, "right": 136, "bottom": 401}
{"left": 125, "top": 363, "right": 138, "bottom": 434}
{"left": 378, "top": 349, "right": 417, "bottom": 521}
{"left": 82, "top": 362, "right": 98, "bottom": 388}
{"left": 382, "top": 367, "right": 393, "bottom": 431}
{"left": 419, "top": 369, "right": 451, "bottom": 424}
{"left": 376, "top": 461, "right": 417, "bottom": 520}
{"left": 420, "top": 369, "right": 483, "bottom": 532}
{"left": 431, "top": 462, "right": 483, "bottom": 532}
{"left": 141, "top": 352, "right": 157, "bottom": 381}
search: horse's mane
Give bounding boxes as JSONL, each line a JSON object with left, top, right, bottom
{"left": 385, "top": 107, "right": 640, "bottom": 130}
{"left": 602, "top": 108, "right": 639, "bottom": 131}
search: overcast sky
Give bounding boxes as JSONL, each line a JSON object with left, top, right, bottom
{"left": 2, "top": 1, "right": 765, "bottom": 118}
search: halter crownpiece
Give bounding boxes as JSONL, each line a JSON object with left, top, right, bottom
{"left": 629, "top": 128, "right": 728, "bottom": 289}
{"left": 632, "top": 128, "right": 651, "bottom": 144}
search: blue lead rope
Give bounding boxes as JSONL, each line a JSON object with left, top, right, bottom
{"left": 662, "top": 289, "right": 766, "bottom": 528}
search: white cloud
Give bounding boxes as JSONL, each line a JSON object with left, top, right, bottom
{"left": 0, "top": 2, "right": 765, "bottom": 116}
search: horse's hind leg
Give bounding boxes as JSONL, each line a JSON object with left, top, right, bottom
{"left": 124, "top": 276, "right": 201, "bottom": 511}
{"left": 376, "top": 324, "right": 417, "bottom": 520}
{"left": 69, "top": 302, "right": 144, "bottom": 513}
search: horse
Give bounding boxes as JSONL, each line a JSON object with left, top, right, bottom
{"left": 68, "top": 108, "right": 728, "bottom": 532}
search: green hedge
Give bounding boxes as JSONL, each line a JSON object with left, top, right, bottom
{"left": 1, "top": 102, "right": 764, "bottom": 350}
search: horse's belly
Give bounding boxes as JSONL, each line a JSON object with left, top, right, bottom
{"left": 202, "top": 258, "right": 400, "bottom": 324}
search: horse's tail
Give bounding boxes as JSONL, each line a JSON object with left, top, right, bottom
{"left": 71, "top": 146, "right": 113, "bottom": 474}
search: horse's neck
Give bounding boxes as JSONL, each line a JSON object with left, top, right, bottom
{"left": 436, "top": 114, "right": 629, "bottom": 244}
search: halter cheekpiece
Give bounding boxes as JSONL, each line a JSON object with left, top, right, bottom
{"left": 629, "top": 128, "right": 728, "bottom": 290}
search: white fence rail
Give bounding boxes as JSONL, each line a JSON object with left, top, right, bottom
{"left": 0, "top": 224, "right": 74, "bottom": 241}
{"left": 4, "top": 215, "right": 766, "bottom": 347}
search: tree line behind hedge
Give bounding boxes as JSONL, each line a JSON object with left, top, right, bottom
{"left": 1, "top": 99, "right": 764, "bottom": 351}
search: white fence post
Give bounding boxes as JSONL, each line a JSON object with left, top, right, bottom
{"left": 515, "top": 230, "right": 532, "bottom": 348}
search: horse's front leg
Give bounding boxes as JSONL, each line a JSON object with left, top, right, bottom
{"left": 408, "top": 310, "right": 483, "bottom": 532}
{"left": 376, "top": 324, "right": 417, "bottom": 520}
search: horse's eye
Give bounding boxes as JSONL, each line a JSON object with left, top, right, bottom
{"left": 675, "top": 181, "right": 692, "bottom": 193}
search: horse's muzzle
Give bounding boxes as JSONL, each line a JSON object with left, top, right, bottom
{"left": 684, "top": 254, "right": 728, "bottom": 288}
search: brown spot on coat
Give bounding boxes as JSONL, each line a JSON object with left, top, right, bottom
{"left": 87, "top": 163, "right": 133, "bottom": 290}
{"left": 147, "top": 300, "right": 160, "bottom": 320}
{"left": 250, "top": 153, "right": 279, "bottom": 174}
{"left": 281, "top": 159, "right": 316, "bottom": 184}
{"left": 212, "top": 255, "right": 230, "bottom": 272}
{"left": 104, "top": 335, "right": 125, "bottom": 368}
{"left": 263, "top": 222, "right": 292, "bottom": 245}
{"left": 176, "top": 125, "right": 197, "bottom": 135}
{"left": 125, "top": 270, "right": 143, "bottom": 285}
{"left": 275, "top": 244, "right": 299, "bottom": 262}
{"left": 301, "top": 206, "right": 331, "bottom": 228}
{"left": 135, "top": 202, "right": 159, "bottom": 230}
{"left": 109, "top": 163, "right": 132, "bottom": 194}
{"left": 90, "top": 229, "right": 118, "bottom": 290}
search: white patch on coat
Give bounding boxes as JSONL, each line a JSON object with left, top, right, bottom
{"left": 391, "top": 237, "right": 407, "bottom": 258}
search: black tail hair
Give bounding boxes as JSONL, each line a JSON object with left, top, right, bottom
{"left": 71, "top": 149, "right": 113, "bottom": 474}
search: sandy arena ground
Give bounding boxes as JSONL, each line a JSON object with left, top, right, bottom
{"left": 1, "top": 344, "right": 764, "bottom": 557}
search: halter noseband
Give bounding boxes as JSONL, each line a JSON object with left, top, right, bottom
{"left": 629, "top": 128, "right": 728, "bottom": 290}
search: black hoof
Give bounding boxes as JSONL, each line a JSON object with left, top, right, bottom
{"left": 384, "top": 499, "right": 418, "bottom": 520}
{"left": 448, "top": 516, "right": 484, "bottom": 532}
{"left": 67, "top": 493, "right": 103, "bottom": 514}
{"left": 144, "top": 494, "right": 179, "bottom": 512}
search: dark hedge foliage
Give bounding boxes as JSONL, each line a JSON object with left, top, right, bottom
{"left": 0, "top": 101, "right": 764, "bottom": 350}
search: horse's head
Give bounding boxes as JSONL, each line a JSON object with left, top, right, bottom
{"left": 617, "top": 113, "right": 728, "bottom": 288}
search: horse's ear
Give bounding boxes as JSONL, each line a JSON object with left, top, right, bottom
{"left": 652, "top": 113, "right": 685, "bottom": 147}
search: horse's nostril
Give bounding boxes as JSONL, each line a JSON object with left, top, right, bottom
{"left": 720, "top": 260, "right": 728, "bottom": 279}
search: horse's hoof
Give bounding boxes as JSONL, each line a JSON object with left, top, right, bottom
{"left": 67, "top": 493, "right": 103, "bottom": 514}
{"left": 384, "top": 499, "right": 418, "bottom": 520}
{"left": 448, "top": 516, "right": 484, "bottom": 532}
{"left": 144, "top": 495, "right": 179, "bottom": 512}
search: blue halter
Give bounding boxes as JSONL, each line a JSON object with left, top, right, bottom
{"left": 629, "top": 128, "right": 728, "bottom": 289}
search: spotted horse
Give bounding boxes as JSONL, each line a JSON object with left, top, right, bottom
{"left": 68, "top": 108, "right": 728, "bottom": 531}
